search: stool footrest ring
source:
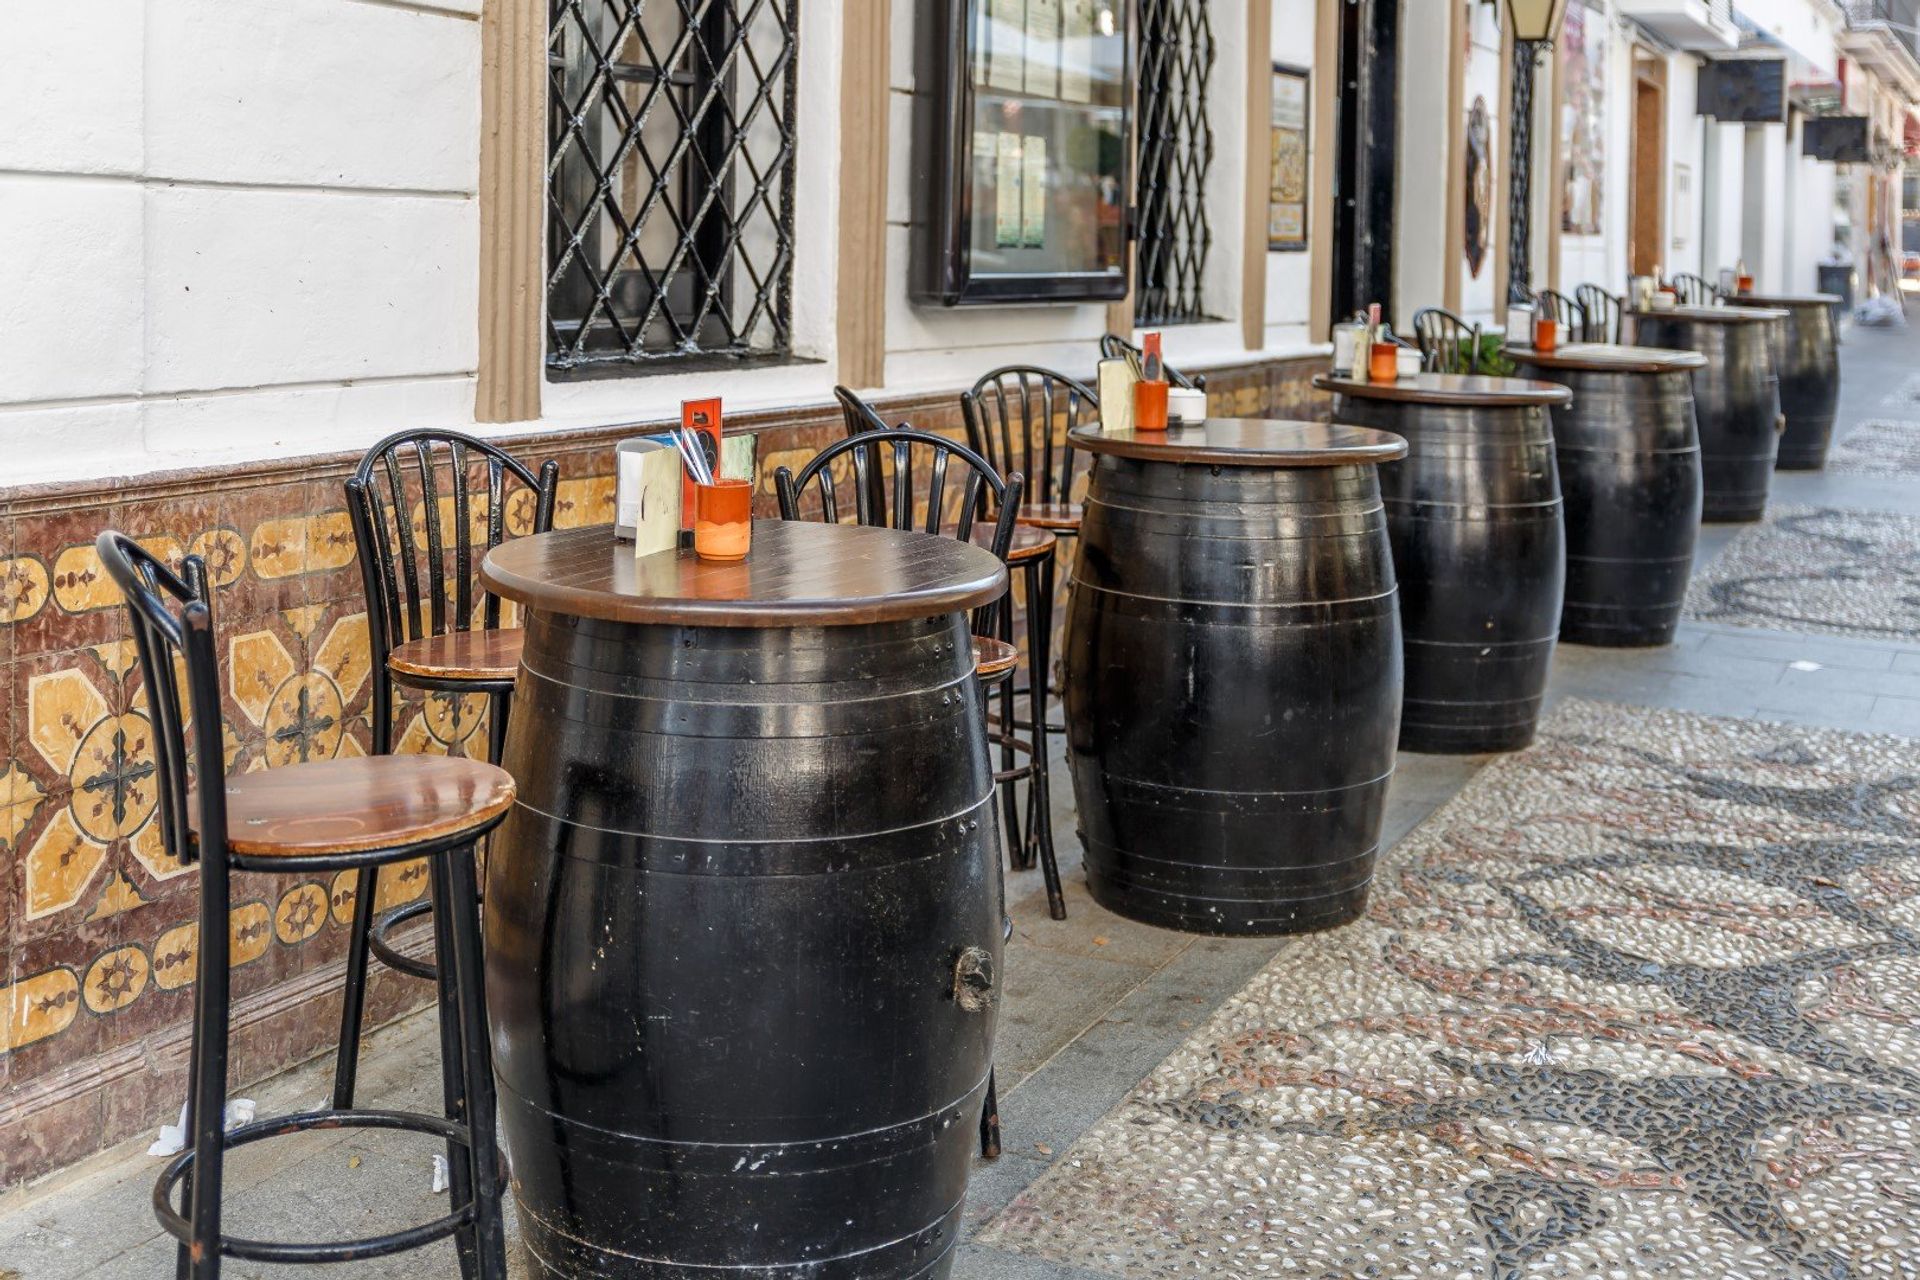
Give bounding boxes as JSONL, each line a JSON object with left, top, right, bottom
{"left": 368, "top": 898, "right": 438, "bottom": 981}
{"left": 153, "top": 1107, "right": 476, "bottom": 1264}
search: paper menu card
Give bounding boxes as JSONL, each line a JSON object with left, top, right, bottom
{"left": 1021, "top": 136, "right": 1048, "bottom": 248}
{"left": 985, "top": 0, "right": 1025, "bottom": 93}
{"left": 1061, "top": 0, "right": 1094, "bottom": 102}
{"left": 995, "top": 133, "right": 1023, "bottom": 248}
{"left": 1024, "top": 0, "right": 1061, "bottom": 98}
{"left": 1097, "top": 358, "right": 1135, "bottom": 434}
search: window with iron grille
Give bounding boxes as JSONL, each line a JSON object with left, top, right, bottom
{"left": 547, "top": 0, "right": 799, "bottom": 375}
{"left": 1134, "top": 0, "right": 1215, "bottom": 326}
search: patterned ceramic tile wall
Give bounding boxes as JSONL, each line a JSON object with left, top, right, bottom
{"left": 0, "top": 354, "right": 1324, "bottom": 1189}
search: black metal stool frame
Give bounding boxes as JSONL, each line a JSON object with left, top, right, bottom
{"left": 774, "top": 431, "right": 1038, "bottom": 1162}
{"left": 336, "top": 429, "right": 556, "bottom": 1108}
{"left": 99, "top": 532, "right": 506, "bottom": 1280}
{"left": 960, "top": 367, "right": 1096, "bottom": 846}
{"left": 835, "top": 387, "right": 1065, "bottom": 890}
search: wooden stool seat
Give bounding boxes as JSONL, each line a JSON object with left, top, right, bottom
{"left": 192, "top": 756, "right": 516, "bottom": 857}
{"left": 387, "top": 628, "right": 523, "bottom": 685}
{"left": 971, "top": 523, "right": 1057, "bottom": 564}
{"left": 972, "top": 636, "right": 1020, "bottom": 678}
{"left": 1017, "top": 501, "right": 1082, "bottom": 532}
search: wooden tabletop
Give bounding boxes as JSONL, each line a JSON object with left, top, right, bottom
{"left": 1722, "top": 293, "right": 1843, "bottom": 309}
{"left": 1506, "top": 343, "right": 1707, "bottom": 374}
{"left": 1311, "top": 372, "right": 1572, "bottom": 407}
{"left": 1068, "top": 418, "right": 1407, "bottom": 467}
{"left": 480, "top": 522, "right": 1007, "bottom": 628}
{"left": 1627, "top": 304, "right": 1788, "bottom": 323}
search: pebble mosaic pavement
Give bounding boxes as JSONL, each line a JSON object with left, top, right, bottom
{"left": 976, "top": 699, "right": 1920, "bottom": 1279}
{"left": 1827, "top": 421, "right": 1920, "bottom": 479}
{"left": 1682, "top": 506, "right": 1920, "bottom": 642}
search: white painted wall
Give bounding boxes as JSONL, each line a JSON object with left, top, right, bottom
{"left": 1665, "top": 52, "right": 1707, "bottom": 279}
{"left": 0, "top": 0, "right": 483, "bottom": 485}
{"left": 1394, "top": 0, "right": 1453, "bottom": 332}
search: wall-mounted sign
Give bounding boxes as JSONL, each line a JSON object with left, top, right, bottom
{"left": 1268, "top": 63, "right": 1310, "bottom": 252}
{"left": 1696, "top": 59, "right": 1787, "bottom": 124}
{"left": 1803, "top": 116, "right": 1871, "bottom": 163}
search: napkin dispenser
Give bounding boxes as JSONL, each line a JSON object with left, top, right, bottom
{"left": 615, "top": 438, "right": 684, "bottom": 557}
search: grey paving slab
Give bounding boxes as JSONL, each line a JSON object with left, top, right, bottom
{"left": 1695, "top": 624, "right": 1904, "bottom": 671}
{"left": 991, "top": 943, "right": 1163, "bottom": 1088}
{"left": 1776, "top": 661, "right": 1920, "bottom": 700}
{"left": 1866, "top": 695, "right": 1920, "bottom": 737}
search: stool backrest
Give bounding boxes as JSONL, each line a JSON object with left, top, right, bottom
{"left": 833, "top": 385, "right": 897, "bottom": 519}
{"left": 1412, "top": 307, "right": 1482, "bottom": 374}
{"left": 1097, "top": 333, "right": 1206, "bottom": 390}
{"left": 1670, "top": 271, "right": 1719, "bottom": 305}
{"left": 1575, "top": 284, "right": 1622, "bottom": 343}
{"left": 347, "top": 430, "right": 558, "bottom": 749}
{"left": 96, "top": 531, "right": 224, "bottom": 869}
{"left": 775, "top": 428, "right": 1023, "bottom": 638}
{"left": 960, "top": 366, "right": 1098, "bottom": 513}
{"left": 1537, "top": 288, "right": 1584, "bottom": 334}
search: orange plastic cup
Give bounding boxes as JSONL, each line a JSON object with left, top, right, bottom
{"left": 1368, "top": 342, "right": 1399, "bottom": 383}
{"left": 1133, "top": 378, "right": 1170, "bottom": 431}
{"left": 693, "top": 479, "right": 753, "bottom": 561}
{"left": 1533, "top": 316, "right": 1558, "bottom": 354}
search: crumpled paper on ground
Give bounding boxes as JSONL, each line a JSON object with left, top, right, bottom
{"left": 148, "top": 1098, "right": 256, "bottom": 1157}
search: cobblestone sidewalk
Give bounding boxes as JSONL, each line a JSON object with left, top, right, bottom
{"left": 977, "top": 699, "right": 1920, "bottom": 1279}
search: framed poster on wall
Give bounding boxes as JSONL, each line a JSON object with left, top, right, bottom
{"left": 1269, "top": 63, "right": 1310, "bottom": 251}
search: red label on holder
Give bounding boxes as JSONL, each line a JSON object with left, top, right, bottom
{"left": 680, "top": 398, "right": 724, "bottom": 532}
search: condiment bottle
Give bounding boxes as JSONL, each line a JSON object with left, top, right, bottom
{"left": 1133, "top": 332, "right": 1170, "bottom": 431}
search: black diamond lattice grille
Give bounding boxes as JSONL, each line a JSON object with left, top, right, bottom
{"left": 1135, "top": 0, "right": 1215, "bottom": 327}
{"left": 547, "top": 0, "right": 799, "bottom": 373}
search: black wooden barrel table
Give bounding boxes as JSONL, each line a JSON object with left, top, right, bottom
{"left": 1062, "top": 418, "right": 1407, "bottom": 935}
{"left": 1507, "top": 343, "right": 1706, "bottom": 647}
{"left": 1724, "top": 292, "right": 1843, "bottom": 469}
{"left": 1313, "top": 373, "right": 1568, "bottom": 754}
{"left": 1625, "top": 304, "right": 1788, "bottom": 520}
{"left": 480, "top": 521, "right": 1008, "bottom": 1280}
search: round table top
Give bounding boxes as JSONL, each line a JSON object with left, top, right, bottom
{"left": 1067, "top": 418, "right": 1408, "bottom": 467}
{"left": 1312, "top": 371, "right": 1573, "bottom": 407}
{"left": 1723, "top": 292, "right": 1843, "bottom": 309}
{"left": 1628, "top": 304, "right": 1789, "bottom": 324}
{"left": 1506, "top": 342, "right": 1708, "bottom": 374}
{"left": 480, "top": 521, "right": 1007, "bottom": 628}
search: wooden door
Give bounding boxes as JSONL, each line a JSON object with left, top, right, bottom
{"left": 1628, "top": 71, "right": 1665, "bottom": 277}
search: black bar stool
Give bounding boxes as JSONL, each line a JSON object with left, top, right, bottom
{"left": 834, "top": 386, "right": 1066, "bottom": 899}
{"left": 335, "top": 430, "right": 557, "bottom": 1109}
{"left": 774, "top": 430, "right": 1034, "bottom": 1160}
{"left": 99, "top": 531, "right": 512, "bottom": 1280}
{"left": 1537, "top": 287, "right": 1585, "bottom": 335}
{"left": 1412, "top": 306, "right": 1484, "bottom": 373}
{"left": 1575, "top": 283, "right": 1623, "bottom": 343}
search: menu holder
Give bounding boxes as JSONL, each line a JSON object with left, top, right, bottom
{"left": 1097, "top": 358, "right": 1135, "bottom": 433}
{"left": 618, "top": 441, "right": 684, "bottom": 558}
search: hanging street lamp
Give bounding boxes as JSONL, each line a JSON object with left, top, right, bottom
{"left": 1503, "top": 0, "right": 1570, "bottom": 306}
